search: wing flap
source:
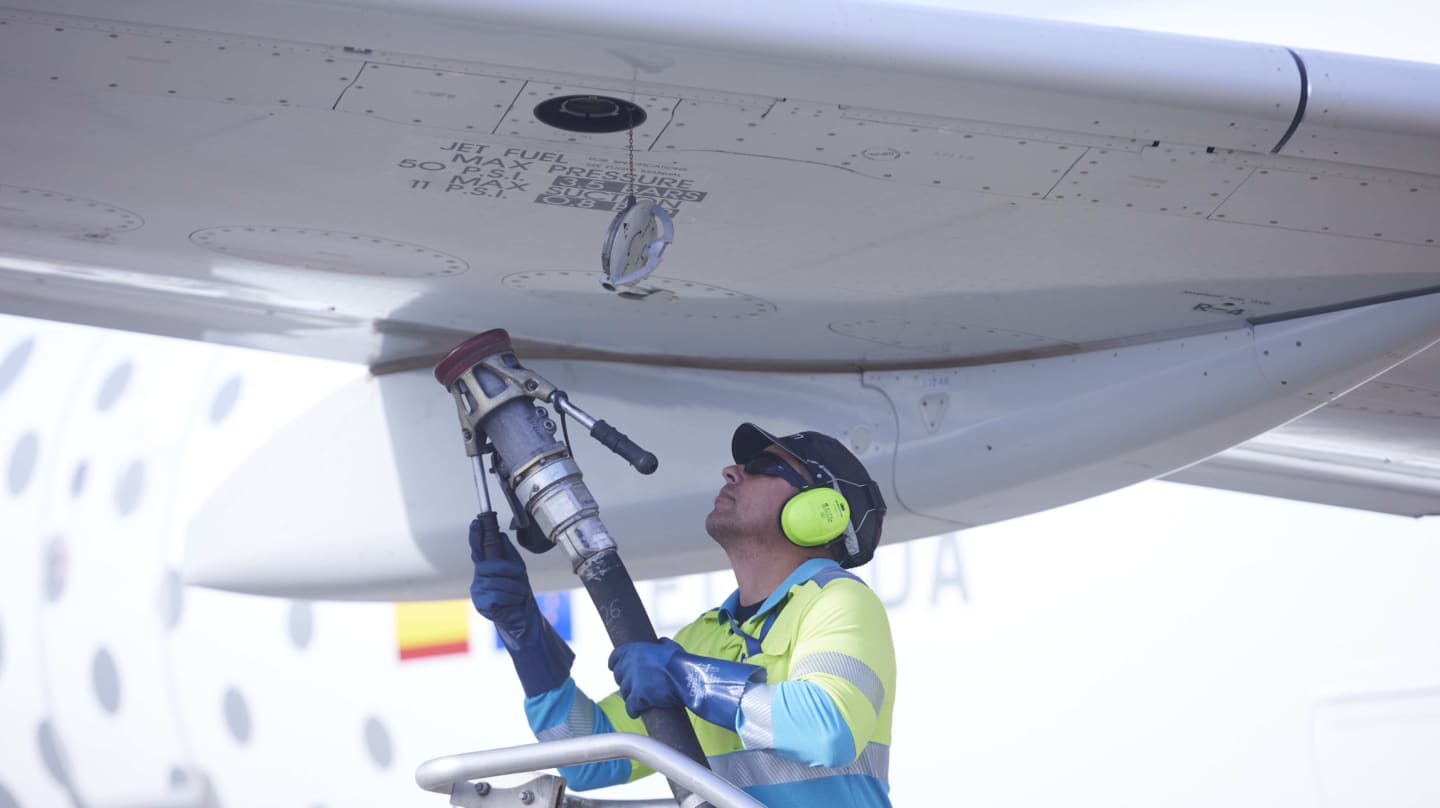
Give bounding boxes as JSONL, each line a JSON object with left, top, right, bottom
{"left": 1169, "top": 342, "right": 1440, "bottom": 516}
{"left": 1285, "top": 50, "right": 1440, "bottom": 174}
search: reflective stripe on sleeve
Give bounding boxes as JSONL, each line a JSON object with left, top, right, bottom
{"left": 535, "top": 687, "right": 597, "bottom": 741}
{"left": 790, "top": 652, "right": 886, "bottom": 716}
{"left": 709, "top": 743, "right": 890, "bottom": 789}
{"left": 737, "top": 684, "right": 776, "bottom": 749}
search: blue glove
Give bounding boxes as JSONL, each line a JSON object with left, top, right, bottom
{"left": 608, "top": 638, "right": 685, "bottom": 716}
{"left": 608, "top": 639, "right": 766, "bottom": 730}
{"left": 469, "top": 517, "right": 574, "bottom": 697}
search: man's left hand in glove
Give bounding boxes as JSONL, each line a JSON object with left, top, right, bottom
{"left": 608, "top": 638, "right": 766, "bottom": 730}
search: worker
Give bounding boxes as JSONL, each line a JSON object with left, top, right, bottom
{"left": 469, "top": 423, "right": 894, "bottom": 806}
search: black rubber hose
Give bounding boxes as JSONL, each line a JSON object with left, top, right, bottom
{"left": 577, "top": 549, "right": 712, "bottom": 806}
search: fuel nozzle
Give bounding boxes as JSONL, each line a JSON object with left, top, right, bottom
{"left": 434, "top": 329, "right": 658, "bottom": 562}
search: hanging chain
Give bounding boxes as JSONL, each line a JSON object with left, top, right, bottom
{"left": 627, "top": 122, "right": 636, "bottom": 201}
{"left": 626, "top": 66, "right": 638, "bottom": 201}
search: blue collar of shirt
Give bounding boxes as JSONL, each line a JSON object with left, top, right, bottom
{"left": 717, "top": 558, "right": 840, "bottom": 624}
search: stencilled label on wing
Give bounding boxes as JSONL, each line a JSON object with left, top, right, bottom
{"left": 1183, "top": 290, "right": 1275, "bottom": 318}
{"left": 392, "top": 139, "right": 710, "bottom": 215}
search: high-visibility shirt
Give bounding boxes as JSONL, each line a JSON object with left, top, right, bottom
{"left": 525, "top": 558, "right": 896, "bottom": 807}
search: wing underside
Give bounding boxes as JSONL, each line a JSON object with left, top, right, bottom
{"left": 2, "top": 0, "right": 1437, "bottom": 531}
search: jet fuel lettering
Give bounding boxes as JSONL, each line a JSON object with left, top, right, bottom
{"left": 398, "top": 140, "right": 708, "bottom": 211}
{"left": 547, "top": 165, "right": 697, "bottom": 189}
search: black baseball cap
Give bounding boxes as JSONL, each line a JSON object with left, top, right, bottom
{"left": 731, "top": 423, "right": 887, "bottom": 568}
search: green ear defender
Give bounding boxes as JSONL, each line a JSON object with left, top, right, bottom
{"left": 779, "top": 486, "right": 851, "bottom": 547}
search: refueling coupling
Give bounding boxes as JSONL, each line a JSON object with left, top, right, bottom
{"left": 433, "top": 329, "right": 655, "bottom": 568}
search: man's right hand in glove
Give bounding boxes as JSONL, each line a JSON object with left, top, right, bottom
{"left": 469, "top": 517, "right": 540, "bottom": 644}
{"left": 469, "top": 517, "right": 574, "bottom": 697}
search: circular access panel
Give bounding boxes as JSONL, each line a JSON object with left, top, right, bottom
{"left": 503, "top": 272, "right": 775, "bottom": 319}
{"left": 0, "top": 185, "right": 143, "bottom": 235}
{"left": 190, "top": 227, "right": 468, "bottom": 277}
{"left": 534, "top": 95, "right": 646, "bottom": 133}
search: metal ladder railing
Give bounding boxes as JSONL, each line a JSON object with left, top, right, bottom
{"left": 416, "top": 733, "right": 766, "bottom": 808}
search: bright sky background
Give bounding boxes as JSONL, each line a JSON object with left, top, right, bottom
{"left": 903, "top": 0, "right": 1440, "bottom": 64}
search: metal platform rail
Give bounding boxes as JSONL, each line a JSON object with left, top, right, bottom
{"left": 416, "top": 733, "right": 766, "bottom": 808}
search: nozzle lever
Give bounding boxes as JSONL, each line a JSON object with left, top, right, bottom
{"left": 552, "top": 393, "right": 658, "bottom": 475}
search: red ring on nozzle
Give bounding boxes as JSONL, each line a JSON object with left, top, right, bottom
{"left": 434, "top": 328, "right": 514, "bottom": 387}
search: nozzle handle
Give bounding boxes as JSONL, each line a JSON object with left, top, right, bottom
{"left": 472, "top": 510, "right": 507, "bottom": 561}
{"left": 591, "top": 420, "right": 659, "bottom": 475}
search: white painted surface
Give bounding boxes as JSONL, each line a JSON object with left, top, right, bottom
{"left": 1287, "top": 50, "right": 1440, "bottom": 174}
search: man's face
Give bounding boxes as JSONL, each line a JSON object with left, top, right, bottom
{"left": 705, "top": 446, "right": 812, "bottom": 546}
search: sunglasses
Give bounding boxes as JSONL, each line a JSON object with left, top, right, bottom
{"left": 741, "top": 454, "right": 812, "bottom": 490}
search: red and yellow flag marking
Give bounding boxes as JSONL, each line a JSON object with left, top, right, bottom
{"left": 394, "top": 599, "right": 470, "bottom": 661}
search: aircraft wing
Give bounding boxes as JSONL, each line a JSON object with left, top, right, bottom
{"left": 1168, "top": 342, "right": 1440, "bottom": 517}
{"left": 1, "top": 0, "right": 1436, "bottom": 597}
